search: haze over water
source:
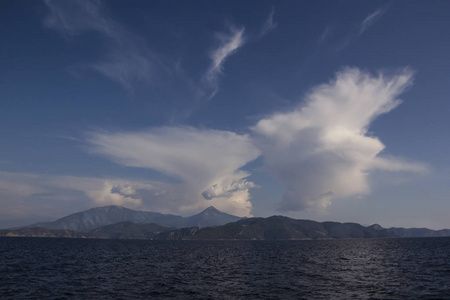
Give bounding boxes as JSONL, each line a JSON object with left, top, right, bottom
{"left": 2, "top": 237, "right": 449, "bottom": 299}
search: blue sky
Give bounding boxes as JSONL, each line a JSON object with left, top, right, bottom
{"left": 1, "top": 0, "right": 450, "bottom": 229}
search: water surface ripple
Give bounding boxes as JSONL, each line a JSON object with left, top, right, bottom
{"left": 1, "top": 237, "right": 449, "bottom": 299}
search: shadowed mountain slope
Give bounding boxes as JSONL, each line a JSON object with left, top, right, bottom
{"left": 90, "top": 222, "right": 173, "bottom": 239}
{"left": 183, "top": 206, "right": 243, "bottom": 228}
{"left": 387, "top": 227, "right": 450, "bottom": 238}
{"left": 154, "top": 216, "right": 396, "bottom": 240}
{"left": 3, "top": 215, "right": 450, "bottom": 240}
{"left": 0, "top": 227, "right": 102, "bottom": 238}
{"left": 19, "top": 205, "right": 243, "bottom": 231}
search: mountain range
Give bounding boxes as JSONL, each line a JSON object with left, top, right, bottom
{"left": 1, "top": 206, "right": 449, "bottom": 240}
{"left": 18, "top": 205, "right": 242, "bottom": 231}
{"left": 154, "top": 217, "right": 394, "bottom": 240}
{"left": 155, "top": 217, "right": 450, "bottom": 240}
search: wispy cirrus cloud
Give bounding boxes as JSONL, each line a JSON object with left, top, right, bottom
{"left": 329, "top": 7, "right": 387, "bottom": 52}
{"left": 359, "top": 8, "right": 386, "bottom": 35}
{"left": 203, "top": 10, "right": 277, "bottom": 100}
{"left": 260, "top": 8, "right": 277, "bottom": 37}
{"left": 44, "top": 0, "right": 161, "bottom": 90}
{"left": 204, "top": 26, "right": 246, "bottom": 99}
{"left": 44, "top": 1, "right": 258, "bottom": 103}
{"left": 44, "top": 0, "right": 110, "bottom": 36}
{"left": 317, "top": 26, "right": 332, "bottom": 46}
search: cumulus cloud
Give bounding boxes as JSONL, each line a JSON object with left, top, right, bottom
{"left": 44, "top": 0, "right": 159, "bottom": 89}
{"left": 110, "top": 183, "right": 140, "bottom": 199}
{"left": 202, "top": 180, "right": 257, "bottom": 200}
{"left": 205, "top": 26, "right": 245, "bottom": 98}
{"left": 87, "top": 127, "right": 260, "bottom": 216}
{"left": 252, "top": 68, "right": 427, "bottom": 212}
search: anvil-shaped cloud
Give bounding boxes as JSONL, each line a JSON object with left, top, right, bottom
{"left": 252, "top": 68, "right": 426, "bottom": 212}
{"left": 87, "top": 127, "right": 260, "bottom": 216}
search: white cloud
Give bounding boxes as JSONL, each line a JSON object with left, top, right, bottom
{"left": 110, "top": 183, "right": 140, "bottom": 199}
{"left": 4, "top": 172, "right": 144, "bottom": 207}
{"left": 44, "top": 0, "right": 159, "bottom": 89}
{"left": 252, "top": 68, "right": 427, "bottom": 212}
{"left": 87, "top": 126, "right": 260, "bottom": 216}
{"left": 0, "top": 66, "right": 428, "bottom": 223}
{"left": 83, "top": 180, "right": 143, "bottom": 206}
{"left": 202, "top": 180, "right": 257, "bottom": 200}
{"left": 205, "top": 26, "right": 245, "bottom": 98}
{"left": 0, "top": 171, "right": 147, "bottom": 227}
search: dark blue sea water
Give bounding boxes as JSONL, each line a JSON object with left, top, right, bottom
{"left": 1, "top": 237, "right": 450, "bottom": 299}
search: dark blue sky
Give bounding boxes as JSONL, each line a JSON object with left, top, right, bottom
{"left": 1, "top": 0, "right": 449, "bottom": 229}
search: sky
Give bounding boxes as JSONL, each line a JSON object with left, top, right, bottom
{"left": 1, "top": 0, "right": 450, "bottom": 230}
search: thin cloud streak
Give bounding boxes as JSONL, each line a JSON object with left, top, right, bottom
{"left": 360, "top": 8, "right": 386, "bottom": 35}
{"left": 44, "top": 0, "right": 111, "bottom": 36}
{"left": 260, "top": 8, "right": 277, "bottom": 37}
{"left": 45, "top": 1, "right": 253, "bottom": 104}
{"left": 332, "top": 7, "right": 387, "bottom": 52}
{"left": 44, "top": 0, "right": 160, "bottom": 90}
{"left": 317, "top": 26, "right": 332, "bottom": 46}
{"left": 205, "top": 26, "right": 246, "bottom": 99}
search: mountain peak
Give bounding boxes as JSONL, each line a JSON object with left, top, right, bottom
{"left": 202, "top": 206, "right": 220, "bottom": 213}
{"left": 368, "top": 224, "right": 384, "bottom": 230}
{"left": 97, "top": 205, "right": 125, "bottom": 209}
{"left": 18, "top": 205, "right": 242, "bottom": 231}
{"left": 186, "top": 206, "right": 243, "bottom": 228}
{"left": 87, "top": 205, "right": 125, "bottom": 212}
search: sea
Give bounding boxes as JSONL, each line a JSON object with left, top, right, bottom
{"left": 1, "top": 237, "right": 449, "bottom": 299}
